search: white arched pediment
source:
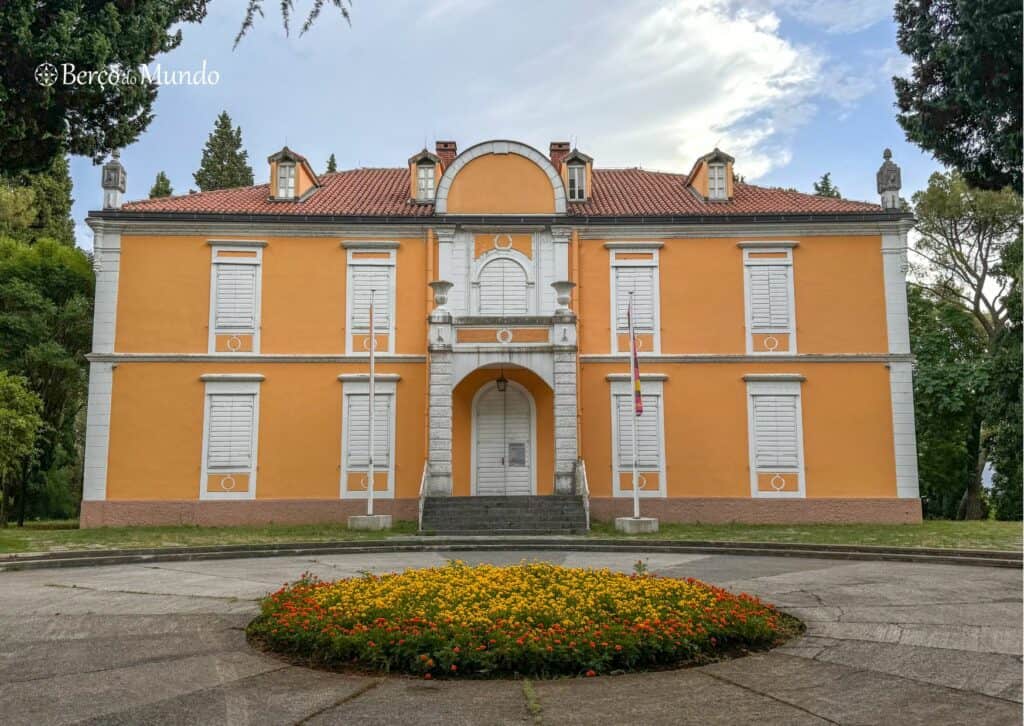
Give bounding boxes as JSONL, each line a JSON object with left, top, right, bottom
{"left": 434, "top": 140, "right": 567, "bottom": 214}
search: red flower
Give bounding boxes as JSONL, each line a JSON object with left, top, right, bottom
{"left": 585, "top": 670, "right": 597, "bottom": 677}
{"left": 451, "top": 664, "right": 458, "bottom": 672}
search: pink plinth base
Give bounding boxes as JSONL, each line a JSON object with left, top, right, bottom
{"left": 79, "top": 499, "right": 418, "bottom": 528}
{"left": 589, "top": 497, "right": 922, "bottom": 525}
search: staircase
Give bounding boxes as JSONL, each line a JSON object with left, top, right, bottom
{"left": 419, "top": 495, "right": 588, "bottom": 535}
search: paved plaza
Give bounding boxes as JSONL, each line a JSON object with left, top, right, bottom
{"left": 0, "top": 550, "right": 1020, "bottom": 724}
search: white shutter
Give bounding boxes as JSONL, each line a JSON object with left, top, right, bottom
{"left": 345, "top": 394, "right": 392, "bottom": 468}
{"left": 214, "top": 264, "right": 258, "bottom": 333}
{"left": 752, "top": 394, "right": 800, "bottom": 470}
{"left": 615, "top": 394, "right": 660, "bottom": 469}
{"left": 206, "top": 394, "right": 256, "bottom": 469}
{"left": 479, "top": 258, "right": 528, "bottom": 315}
{"left": 748, "top": 266, "right": 790, "bottom": 330}
{"left": 614, "top": 267, "right": 655, "bottom": 332}
{"left": 350, "top": 266, "right": 392, "bottom": 332}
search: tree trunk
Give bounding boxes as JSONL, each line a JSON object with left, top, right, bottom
{"left": 957, "top": 415, "right": 987, "bottom": 520}
{"left": 16, "top": 460, "right": 29, "bottom": 527}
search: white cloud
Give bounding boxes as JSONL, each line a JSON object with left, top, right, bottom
{"left": 476, "top": 0, "right": 873, "bottom": 180}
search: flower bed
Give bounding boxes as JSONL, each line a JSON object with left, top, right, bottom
{"left": 247, "top": 561, "right": 794, "bottom": 678}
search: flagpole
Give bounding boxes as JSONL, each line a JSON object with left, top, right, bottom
{"left": 628, "top": 291, "right": 641, "bottom": 519}
{"left": 367, "top": 289, "right": 376, "bottom": 517}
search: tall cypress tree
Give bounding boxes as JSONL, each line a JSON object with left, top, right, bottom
{"left": 813, "top": 173, "right": 841, "bottom": 198}
{"left": 192, "top": 112, "right": 254, "bottom": 192}
{"left": 326, "top": 153, "right": 338, "bottom": 173}
{"left": 150, "top": 171, "right": 173, "bottom": 198}
{"left": 1, "top": 155, "right": 75, "bottom": 246}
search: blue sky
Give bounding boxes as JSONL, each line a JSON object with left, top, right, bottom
{"left": 70, "top": 0, "right": 943, "bottom": 248}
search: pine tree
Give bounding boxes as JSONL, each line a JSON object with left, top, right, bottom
{"left": 326, "top": 153, "right": 338, "bottom": 173}
{"left": 192, "top": 112, "right": 255, "bottom": 192}
{"left": 150, "top": 172, "right": 173, "bottom": 198}
{"left": 813, "top": 173, "right": 841, "bottom": 198}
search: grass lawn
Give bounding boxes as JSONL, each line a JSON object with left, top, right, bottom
{"left": 589, "top": 520, "right": 1023, "bottom": 552}
{"left": 0, "top": 518, "right": 1019, "bottom": 556}
{"left": 0, "top": 519, "right": 418, "bottom": 555}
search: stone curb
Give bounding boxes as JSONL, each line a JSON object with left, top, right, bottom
{"left": 1, "top": 536, "right": 1020, "bottom": 572}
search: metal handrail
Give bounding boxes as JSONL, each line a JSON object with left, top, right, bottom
{"left": 418, "top": 461, "right": 429, "bottom": 531}
{"left": 576, "top": 459, "right": 590, "bottom": 531}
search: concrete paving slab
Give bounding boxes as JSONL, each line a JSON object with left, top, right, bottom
{"left": 309, "top": 677, "right": 533, "bottom": 725}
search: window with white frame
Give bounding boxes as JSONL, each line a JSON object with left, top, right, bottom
{"left": 609, "top": 376, "right": 667, "bottom": 497}
{"left": 209, "top": 244, "right": 262, "bottom": 353}
{"left": 476, "top": 256, "right": 530, "bottom": 315}
{"left": 416, "top": 162, "right": 435, "bottom": 201}
{"left": 742, "top": 245, "right": 796, "bottom": 354}
{"left": 346, "top": 248, "right": 395, "bottom": 353}
{"left": 708, "top": 163, "right": 727, "bottom": 199}
{"left": 200, "top": 377, "right": 261, "bottom": 500}
{"left": 746, "top": 377, "right": 805, "bottom": 498}
{"left": 340, "top": 376, "right": 397, "bottom": 498}
{"left": 610, "top": 247, "right": 660, "bottom": 352}
{"left": 567, "top": 163, "right": 585, "bottom": 201}
{"left": 276, "top": 162, "right": 296, "bottom": 199}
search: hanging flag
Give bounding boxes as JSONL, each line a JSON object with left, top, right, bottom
{"left": 628, "top": 291, "right": 643, "bottom": 416}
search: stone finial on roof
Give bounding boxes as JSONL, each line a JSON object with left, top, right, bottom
{"left": 876, "top": 148, "right": 902, "bottom": 210}
{"left": 101, "top": 150, "right": 127, "bottom": 209}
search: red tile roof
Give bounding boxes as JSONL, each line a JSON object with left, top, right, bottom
{"left": 121, "top": 167, "right": 882, "bottom": 217}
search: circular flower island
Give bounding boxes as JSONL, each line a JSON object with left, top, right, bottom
{"left": 247, "top": 561, "right": 797, "bottom": 679}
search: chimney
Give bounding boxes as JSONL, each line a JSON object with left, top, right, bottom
{"left": 101, "top": 150, "right": 127, "bottom": 209}
{"left": 550, "top": 141, "right": 570, "bottom": 168}
{"left": 435, "top": 140, "right": 457, "bottom": 167}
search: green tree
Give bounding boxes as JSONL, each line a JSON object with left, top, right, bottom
{"left": 0, "top": 1, "right": 351, "bottom": 175}
{"left": 150, "top": 171, "right": 174, "bottom": 198}
{"left": 193, "top": 112, "right": 255, "bottom": 192}
{"left": 894, "top": 0, "right": 1022, "bottom": 192}
{"left": 326, "top": 153, "right": 338, "bottom": 173}
{"left": 0, "top": 371, "right": 43, "bottom": 527}
{"left": 4, "top": 155, "right": 75, "bottom": 246}
{"left": 911, "top": 172, "right": 1022, "bottom": 518}
{"left": 908, "top": 286, "right": 987, "bottom": 519}
{"left": 983, "top": 235, "right": 1022, "bottom": 519}
{"left": 0, "top": 237, "right": 93, "bottom": 524}
{"left": 0, "top": 184, "right": 36, "bottom": 239}
{"left": 812, "top": 173, "right": 841, "bottom": 198}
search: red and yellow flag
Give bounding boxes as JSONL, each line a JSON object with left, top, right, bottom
{"left": 627, "top": 292, "right": 643, "bottom": 416}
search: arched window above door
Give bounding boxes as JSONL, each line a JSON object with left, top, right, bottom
{"left": 474, "top": 254, "right": 532, "bottom": 315}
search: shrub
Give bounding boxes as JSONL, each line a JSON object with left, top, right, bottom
{"left": 247, "top": 561, "right": 791, "bottom": 678}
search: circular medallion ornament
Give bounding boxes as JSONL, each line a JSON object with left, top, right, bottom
{"left": 770, "top": 474, "right": 786, "bottom": 491}
{"left": 227, "top": 335, "right": 243, "bottom": 352}
{"left": 496, "top": 328, "right": 513, "bottom": 344}
{"left": 763, "top": 336, "right": 779, "bottom": 352}
{"left": 219, "top": 475, "right": 237, "bottom": 491}
{"left": 494, "top": 234, "right": 513, "bottom": 250}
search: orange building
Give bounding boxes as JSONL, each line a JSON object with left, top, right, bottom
{"left": 81, "top": 140, "right": 920, "bottom": 529}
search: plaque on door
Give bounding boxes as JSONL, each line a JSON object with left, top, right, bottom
{"left": 507, "top": 442, "right": 526, "bottom": 467}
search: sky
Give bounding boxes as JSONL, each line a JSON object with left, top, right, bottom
{"left": 69, "top": 0, "right": 944, "bottom": 249}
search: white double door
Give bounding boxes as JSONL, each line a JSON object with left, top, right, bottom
{"left": 474, "top": 383, "right": 533, "bottom": 496}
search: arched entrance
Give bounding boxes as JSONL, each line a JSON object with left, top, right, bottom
{"left": 472, "top": 380, "right": 536, "bottom": 495}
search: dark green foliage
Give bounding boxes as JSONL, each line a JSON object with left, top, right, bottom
{"left": 812, "top": 173, "right": 841, "bottom": 198}
{"left": 908, "top": 286, "right": 987, "bottom": 518}
{"left": 0, "top": 1, "right": 350, "bottom": 176}
{"left": 150, "top": 171, "right": 174, "bottom": 198}
{"left": 894, "top": 0, "right": 1022, "bottom": 192}
{"left": 984, "top": 235, "right": 1022, "bottom": 519}
{"left": 326, "top": 153, "right": 337, "bottom": 173}
{"left": 0, "top": 371, "right": 43, "bottom": 525}
{"left": 3, "top": 155, "right": 75, "bottom": 246}
{"left": 0, "top": 238, "right": 93, "bottom": 524}
{"left": 193, "top": 112, "right": 254, "bottom": 192}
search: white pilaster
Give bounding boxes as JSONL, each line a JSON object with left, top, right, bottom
{"left": 552, "top": 315, "right": 578, "bottom": 494}
{"left": 882, "top": 230, "right": 920, "bottom": 499}
{"left": 427, "top": 309, "right": 454, "bottom": 495}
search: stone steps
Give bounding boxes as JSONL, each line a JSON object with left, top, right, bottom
{"left": 419, "top": 495, "right": 588, "bottom": 535}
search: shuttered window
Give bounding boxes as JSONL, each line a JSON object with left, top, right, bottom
{"left": 750, "top": 394, "right": 800, "bottom": 470}
{"left": 206, "top": 394, "right": 257, "bottom": 470}
{"left": 350, "top": 266, "right": 393, "bottom": 332}
{"left": 747, "top": 266, "right": 791, "bottom": 330}
{"left": 614, "top": 266, "right": 655, "bottom": 333}
{"left": 344, "top": 394, "right": 392, "bottom": 469}
{"left": 708, "top": 163, "right": 727, "bottom": 199}
{"left": 614, "top": 393, "right": 661, "bottom": 469}
{"left": 214, "top": 264, "right": 259, "bottom": 333}
{"left": 478, "top": 258, "right": 529, "bottom": 315}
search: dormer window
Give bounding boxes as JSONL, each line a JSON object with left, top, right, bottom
{"left": 708, "top": 163, "right": 727, "bottom": 200}
{"left": 276, "top": 162, "right": 296, "bottom": 199}
{"left": 416, "top": 161, "right": 435, "bottom": 201}
{"left": 567, "top": 162, "right": 586, "bottom": 201}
